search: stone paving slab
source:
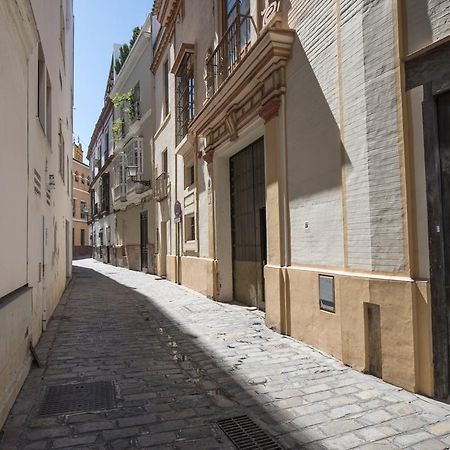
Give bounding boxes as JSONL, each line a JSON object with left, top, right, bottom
{"left": 1, "top": 258, "right": 450, "bottom": 449}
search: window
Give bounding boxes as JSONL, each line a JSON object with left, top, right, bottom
{"left": 80, "top": 229, "right": 85, "bottom": 246}
{"left": 80, "top": 201, "right": 87, "bottom": 219}
{"left": 163, "top": 59, "right": 169, "bottom": 117}
{"left": 38, "top": 45, "right": 46, "bottom": 130}
{"left": 224, "top": 0, "right": 250, "bottom": 30}
{"left": 101, "top": 173, "right": 110, "bottom": 213}
{"left": 319, "top": 275, "right": 335, "bottom": 313}
{"left": 38, "top": 46, "right": 53, "bottom": 142}
{"left": 66, "top": 156, "right": 69, "bottom": 193}
{"left": 60, "top": 0, "right": 66, "bottom": 65}
{"left": 175, "top": 52, "right": 195, "bottom": 145}
{"left": 104, "top": 129, "right": 109, "bottom": 158}
{"left": 162, "top": 149, "right": 168, "bottom": 173}
{"left": 46, "top": 71, "right": 52, "bottom": 143}
{"left": 185, "top": 214, "right": 195, "bottom": 242}
{"left": 133, "top": 82, "right": 141, "bottom": 119}
{"left": 58, "top": 120, "right": 64, "bottom": 180}
{"left": 72, "top": 199, "right": 76, "bottom": 217}
{"left": 184, "top": 163, "right": 194, "bottom": 188}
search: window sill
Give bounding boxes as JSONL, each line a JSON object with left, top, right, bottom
{"left": 175, "top": 132, "right": 195, "bottom": 157}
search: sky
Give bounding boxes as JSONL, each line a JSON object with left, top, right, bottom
{"left": 73, "top": 0, "right": 153, "bottom": 163}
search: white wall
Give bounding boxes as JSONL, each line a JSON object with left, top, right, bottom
{"left": 0, "top": 1, "right": 30, "bottom": 299}
{"left": 286, "top": 0, "right": 406, "bottom": 273}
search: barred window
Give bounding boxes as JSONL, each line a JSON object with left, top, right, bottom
{"left": 175, "top": 52, "right": 195, "bottom": 146}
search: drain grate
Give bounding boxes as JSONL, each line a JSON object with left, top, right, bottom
{"left": 216, "top": 415, "right": 283, "bottom": 450}
{"left": 38, "top": 381, "right": 116, "bottom": 416}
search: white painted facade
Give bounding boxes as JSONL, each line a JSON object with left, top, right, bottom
{"left": 0, "top": 0, "right": 73, "bottom": 428}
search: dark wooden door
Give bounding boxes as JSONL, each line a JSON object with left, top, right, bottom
{"left": 140, "top": 211, "right": 148, "bottom": 271}
{"left": 230, "top": 138, "right": 266, "bottom": 310}
{"left": 438, "top": 91, "right": 450, "bottom": 374}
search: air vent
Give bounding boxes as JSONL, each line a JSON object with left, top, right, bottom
{"left": 38, "top": 381, "right": 116, "bottom": 416}
{"left": 216, "top": 415, "right": 283, "bottom": 450}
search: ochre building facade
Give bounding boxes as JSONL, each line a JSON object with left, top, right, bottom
{"left": 90, "top": 0, "right": 450, "bottom": 398}
{"left": 72, "top": 143, "right": 91, "bottom": 258}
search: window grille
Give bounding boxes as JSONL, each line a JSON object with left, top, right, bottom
{"left": 176, "top": 52, "right": 195, "bottom": 145}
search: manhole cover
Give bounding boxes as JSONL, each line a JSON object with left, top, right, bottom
{"left": 216, "top": 415, "right": 283, "bottom": 450}
{"left": 38, "top": 381, "right": 116, "bottom": 416}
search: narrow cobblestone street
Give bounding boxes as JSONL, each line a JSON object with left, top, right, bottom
{"left": 2, "top": 259, "right": 450, "bottom": 449}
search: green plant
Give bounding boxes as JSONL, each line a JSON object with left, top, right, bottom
{"left": 112, "top": 89, "right": 136, "bottom": 121}
{"left": 114, "top": 26, "right": 142, "bottom": 75}
{"left": 112, "top": 118, "right": 124, "bottom": 142}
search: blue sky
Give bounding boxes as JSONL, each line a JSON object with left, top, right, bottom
{"left": 74, "top": 0, "right": 153, "bottom": 162}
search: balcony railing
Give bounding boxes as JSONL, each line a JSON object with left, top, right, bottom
{"left": 206, "top": 14, "right": 256, "bottom": 98}
{"left": 154, "top": 172, "right": 168, "bottom": 201}
{"left": 113, "top": 184, "right": 126, "bottom": 203}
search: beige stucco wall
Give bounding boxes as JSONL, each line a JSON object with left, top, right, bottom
{"left": 265, "top": 265, "right": 433, "bottom": 395}
{"left": 72, "top": 160, "right": 90, "bottom": 249}
{"left": 179, "top": 256, "right": 216, "bottom": 298}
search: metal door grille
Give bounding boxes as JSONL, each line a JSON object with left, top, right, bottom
{"left": 216, "top": 415, "right": 282, "bottom": 450}
{"left": 38, "top": 381, "right": 116, "bottom": 416}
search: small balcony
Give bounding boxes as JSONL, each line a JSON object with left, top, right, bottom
{"left": 114, "top": 184, "right": 126, "bottom": 203}
{"left": 154, "top": 172, "right": 168, "bottom": 202}
{"left": 206, "top": 14, "right": 256, "bottom": 99}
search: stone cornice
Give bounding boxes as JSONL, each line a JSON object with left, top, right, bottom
{"left": 87, "top": 99, "right": 113, "bottom": 160}
{"left": 151, "top": 0, "right": 180, "bottom": 74}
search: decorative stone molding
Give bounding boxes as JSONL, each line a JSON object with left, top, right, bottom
{"left": 151, "top": 0, "right": 181, "bottom": 73}
{"left": 259, "top": 97, "right": 281, "bottom": 123}
{"left": 203, "top": 149, "right": 214, "bottom": 164}
{"left": 261, "top": 0, "right": 281, "bottom": 28}
{"left": 225, "top": 109, "right": 238, "bottom": 142}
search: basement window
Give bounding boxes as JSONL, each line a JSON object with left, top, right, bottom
{"left": 319, "top": 275, "right": 335, "bottom": 313}
{"left": 184, "top": 163, "right": 194, "bottom": 188}
{"left": 185, "top": 214, "right": 195, "bottom": 242}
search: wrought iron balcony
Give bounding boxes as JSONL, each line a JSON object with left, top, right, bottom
{"left": 206, "top": 14, "right": 257, "bottom": 98}
{"left": 154, "top": 172, "right": 168, "bottom": 202}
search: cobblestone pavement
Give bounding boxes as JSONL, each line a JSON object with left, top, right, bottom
{"left": 2, "top": 259, "right": 450, "bottom": 449}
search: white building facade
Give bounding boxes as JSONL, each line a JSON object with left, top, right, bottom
{"left": 0, "top": 0, "right": 74, "bottom": 428}
{"left": 90, "top": 15, "right": 156, "bottom": 272}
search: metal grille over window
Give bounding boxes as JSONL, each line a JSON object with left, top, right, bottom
{"left": 176, "top": 52, "right": 195, "bottom": 146}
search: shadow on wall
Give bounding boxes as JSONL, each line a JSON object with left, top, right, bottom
{"left": 404, "top": 0, "right": 433, "bottom": 54}
{"left": 286, "top": 36, "right": 349, "bottom": 202}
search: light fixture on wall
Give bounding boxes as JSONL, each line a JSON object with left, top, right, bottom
{"left": 126, "top": 165, "right": 151, "bottom": 187}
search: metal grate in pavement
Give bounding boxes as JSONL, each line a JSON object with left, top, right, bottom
{"left": 38, "top": 381, "right": 116, "bottom": 416}
{"left": 216, "top": 415, "right": 283, "bottom": 450}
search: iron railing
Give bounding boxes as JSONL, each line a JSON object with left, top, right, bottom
{"left": 206, "top": 14, "right": 256, "bottom": 98}
{"left": 175, "top": 53, "right": 195, "bottom": 145}
{"left": 154, "top": 172, "right": 168, "bottom": 201}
